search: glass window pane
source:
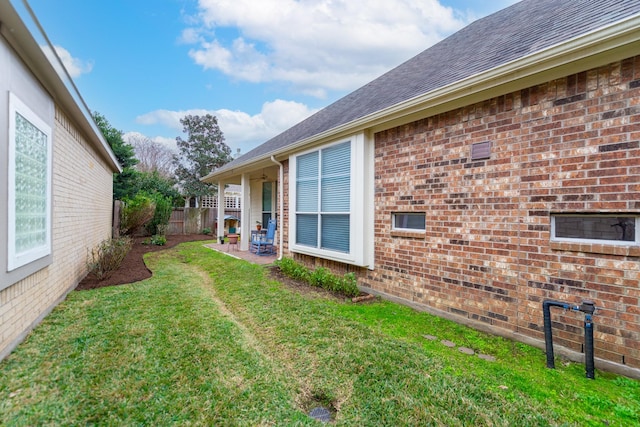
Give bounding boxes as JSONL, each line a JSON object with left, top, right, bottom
{"left": 394, "top": 213, "right": 426, "bottom": 230}
{"left": 296, "top": 151, "right": 319, "bottom": 212}
{"left": 295, "top": 142, "right": 352, "bottom": 255}
{"left": 14, "top": 112, "right": 48, "bottom": 254}
{"left": 297, "top": 151, "right": 319, "bottom": 179}
{"left": 262, "top": 182, "right": 272, "bottom": 211}
{"left": 297, "top": 180, "right": 318, "bottom": 212}
{"left": 555, "top": 216, "right": 636, "bottom": 242}
{"left": 321, "top": 142, "right": 350, "bottom": 212}
{"left": 321, "top": 214, "right": 350, "bottom": 253}
{"left": 296, "top": 214, "right": 318, "bottom": 247}
{"left": 321, "top": 175, "right": 350, "bottom": 212}
{"left": 321, "top": 142, "right": 350, "bottom": 175}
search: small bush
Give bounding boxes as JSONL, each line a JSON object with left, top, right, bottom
{"left": 309, "top": 267, "right": 331, "bottom": 288}
{"left": 275, "top": 257, "right": 359, "bottom": 297}
{"left": 202, "top": 227, "right": 212, "bottom": 235}
{"left": 87, "top": 237, "right": 133, "bottom": 281}
{"left": 121, "top": 194, "right": 155, "bottom": 235}
{"left": 145, "top": 194, "right": 172, "bottom": 236}
{"left": 276, "top": 257, "right": 309, "bottom": 281}
{"left": 150, "top": 234, "right": 167, "bottom": 246}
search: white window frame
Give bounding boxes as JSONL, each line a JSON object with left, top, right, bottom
{"left": 392, "top": 212, "right": 426, "bottom": 231}
{"left": 7, "top": 92, "right": 52, "bottom": 271}
{"left": 550, "top": 214, "right": 640, "bottom": 246}
{"left": 289, "top": 133, "right": 371, "bottom": 267}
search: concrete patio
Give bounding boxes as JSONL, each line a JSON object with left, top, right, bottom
{"left": 203, "top": 242, "right": 278, "bottom": 265}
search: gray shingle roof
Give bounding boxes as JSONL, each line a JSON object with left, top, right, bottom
{"left": 215, "top": 0, "right": 640, "bottom": 174}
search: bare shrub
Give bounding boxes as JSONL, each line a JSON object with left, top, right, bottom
{"left": 87, "top": 236, "right": 133, "bottom": 281}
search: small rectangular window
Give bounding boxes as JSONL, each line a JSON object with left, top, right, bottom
{"left": 393, "top": 213, "right": 426, "bottom": 231}
{"left": 551, "top": 215, "right": 639, "bottom": 245}
{"left": 8, "top": 93, "right": 52, "bottom": 271}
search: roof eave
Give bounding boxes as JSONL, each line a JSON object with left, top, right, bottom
{"left": 0, "top": 0, "right": 122, "bottom": 173}
{"left": 203, "top": 13, "right": 640, "bottom": 182}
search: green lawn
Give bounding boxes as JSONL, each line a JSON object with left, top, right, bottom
{"left": 1, "top": 241, "right": 639, "bottom": 425}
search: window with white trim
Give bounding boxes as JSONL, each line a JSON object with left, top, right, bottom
{"left": 551, "top": 214, "right": 639, "bottom": 245}
{"left": 296, "top": 141, "right": 350, "bottom": 253}
{"left": 392, "top": 213, "right": 426, "bottom": 231}
{"left": 7, "top": 93, "right": 52, "bottom": 271}
{"left": 289, "top": 134, "right": 373, "bottom": 267}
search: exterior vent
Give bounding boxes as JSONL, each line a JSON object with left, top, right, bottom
{"left": 471, "top": 141, "right": 491, "bottom": 160}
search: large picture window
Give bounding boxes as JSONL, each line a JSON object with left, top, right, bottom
{"left": 295, "top": 141, "right": 351, "bottom": 253}
{"left": 7, "top": 93, "right": 52, "bottom": 271}
{"left": 289, "top": 133, "right": 373, "bottom": 268}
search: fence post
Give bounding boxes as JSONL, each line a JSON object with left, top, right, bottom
{"left": 112, "top": 200, "right": 122, "bottom": 238}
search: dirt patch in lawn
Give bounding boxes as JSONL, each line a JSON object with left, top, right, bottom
{"left": 76, "top": 234, "right": 215, "bottom": 291}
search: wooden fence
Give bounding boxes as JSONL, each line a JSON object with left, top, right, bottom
{"left": 112, "top": 204, "right": 240, "bottom": 237}
{"left": 167, "top": 208, "right": 240, "bottom": 235}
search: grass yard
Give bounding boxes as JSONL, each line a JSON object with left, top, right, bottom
{"left": 1, "top": 241, "right": 639, "bottom": 425}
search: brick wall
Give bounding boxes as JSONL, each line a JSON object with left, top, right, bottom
{"left": 0, "top": 106, "right": 114, "bottom": 359}
{"left": 361, "top": 56, "right": 640, "bottom": 371}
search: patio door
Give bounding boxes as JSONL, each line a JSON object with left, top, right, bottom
{"left": 262, "top": 182, "right": 277, "bottom": 226}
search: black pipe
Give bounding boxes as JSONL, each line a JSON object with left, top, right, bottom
{"left": 584, "top": 313, "right": 595, "bottom": 379}
{"left": 543, "top": 300, "right": 569, "bottom": 369}
{"left": 543, "top": 299, "right": 596, "bottom": 379}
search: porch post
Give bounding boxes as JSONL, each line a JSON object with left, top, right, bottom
{"left": 216, "top": 180, "right": 225, "bottom": 242}
{"left": 240, "top": 173, "right": 251, "bottom": 251}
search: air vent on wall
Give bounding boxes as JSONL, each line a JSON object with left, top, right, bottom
{"left": 471, "top": 141, "right": 491, "bottom": 160}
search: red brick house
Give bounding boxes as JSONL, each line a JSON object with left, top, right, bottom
{"left": 203, "top": 0, "right": 640, "bottom": 377}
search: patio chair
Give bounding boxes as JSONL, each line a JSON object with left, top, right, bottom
{"left": 250, "top": 219, "right": 276, "bottom": 255}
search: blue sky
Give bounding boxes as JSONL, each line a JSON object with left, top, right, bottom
{"left": 26, "top": 0, "right": 518, "bottom": 156}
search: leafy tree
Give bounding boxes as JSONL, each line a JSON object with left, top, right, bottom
{"left": 116, "top": 170, "right": 182, "bottom": 207}
{"left": 174, "top": 114, "right": 233, "bottom": 198}
{"left": 94, "top": 112, "right": 182, "bottom": 236}
{"left": 94, "top": 112, "right": 139, "bottom": 201}
{"left": 93, "top": 112, "right": 137, "bottom": 169}
{"left": 93, "top": 112, "right": 181, "bottom": 206}
{"left": 145, "top": 193, "right": 173, "bottom": 236}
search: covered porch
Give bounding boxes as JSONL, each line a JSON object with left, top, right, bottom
{"left": 203, "top": 159, "right": 282, "bottom": 255}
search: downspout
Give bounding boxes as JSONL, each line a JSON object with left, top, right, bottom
{"left": 271, "top": 155, "right": 284, "bottom": 261}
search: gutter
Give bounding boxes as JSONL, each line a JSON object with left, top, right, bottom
{"left": 270, "top": 155, "right": 284, "bottom": 261}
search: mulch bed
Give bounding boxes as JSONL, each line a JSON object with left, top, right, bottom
{"left": 76, "top": 234, "right": 368, "bottom": 302}
{"left": 75, "top": 234, "right": 214, "bottom": 291}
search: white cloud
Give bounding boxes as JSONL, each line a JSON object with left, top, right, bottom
{"left": 41, "top": 44, "right": 93, "bottom": 78}
{"left": 184, "top": 0, "right": 468, "bottom": 98}
{"left": 135, "top": 99, "right": 317, "bottom": 154}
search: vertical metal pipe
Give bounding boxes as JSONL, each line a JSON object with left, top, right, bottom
{"left": 543, "top": 300, "right": 569, "bottom": 370}
{"left": 584, "top": 314, "right": 595, "bottom": 379}
{"left": 543, "top": 301, "right": 555, "bottom": 369}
